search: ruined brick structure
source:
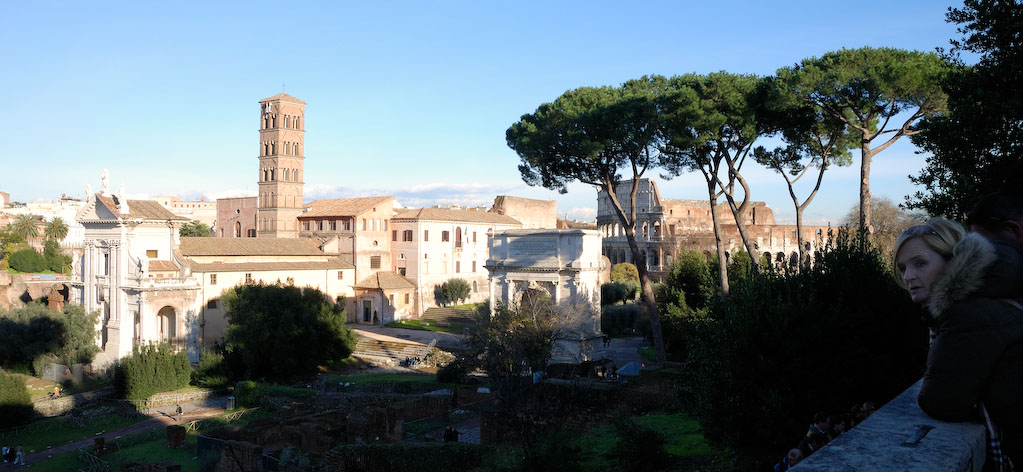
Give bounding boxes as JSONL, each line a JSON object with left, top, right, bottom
{"left": 597, "top": 179, "right": 832, "bottom": 278}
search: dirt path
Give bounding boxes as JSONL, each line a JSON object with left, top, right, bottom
{"left": 0, "top": 400, "right": 227, "bottom": 470}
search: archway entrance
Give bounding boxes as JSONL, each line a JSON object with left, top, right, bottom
{"left": 157, "top": 306, "right": 176, "bottom": 343}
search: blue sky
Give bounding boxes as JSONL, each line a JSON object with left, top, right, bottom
{"left": 1, "top": 1, "right": 961, "bottom": 223}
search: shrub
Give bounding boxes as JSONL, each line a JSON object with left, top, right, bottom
{"left": 0, "top": 302, "right": 97, "bottom": 370}
{"left": 32, "top": 352, "right": 60, "bottom": 378}
{"left": 0, "top": 369, "right": 33, "bottom": 428}
{"left": 192, "top": 350, "right": 230, "bottom": 389}
{"left": 601, "top": 304, "right": 639, "bottom": 336}
{"left": 8, "top": 248, "right": 46, "bottom": 273}
{"left": 611, "top": 262, "right": 640, "bottom": 283}
{"left": 684, "top": 231, "right": 928, "bottom": 466}
{"left": 600, "top": 281, "right": 637, "bottom": 306}
{"left": 115, "top": 343, "right": 192, "bottom": 401}
{"left": 234, "top": 380, "right": 258, "bottom": 408}
{"left": 441, "top": 278, "right": 472, "bottom": 305}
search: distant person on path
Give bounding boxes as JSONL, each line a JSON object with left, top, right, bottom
{"left": 13, "top": 444, "right": 24, "bottom": 465}
{"left": 894, "top": 217, "right": 1023, "bottom": 467}
{"left": 773, "top": 448, "right": 802, "bottom": 472}
{"left": 2, "top": 445, "right": 9, "bottom": 463}
{"left": 175, "top": 404, "right": 183, "bottom": 422}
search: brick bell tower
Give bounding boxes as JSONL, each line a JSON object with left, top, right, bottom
{"left": 257, "top": 93, "right": 306, "bottom": 238}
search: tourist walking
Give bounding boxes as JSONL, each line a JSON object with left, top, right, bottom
{"left": 13, "top": 444, "right": 25, "bottom": 465}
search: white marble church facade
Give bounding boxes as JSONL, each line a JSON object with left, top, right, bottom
{"left": 72, "top": 177, "right": 203, "bottom": 366}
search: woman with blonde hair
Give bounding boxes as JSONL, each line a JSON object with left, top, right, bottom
{"left": 894, "top": 217, "right": 1023, "bottom": 469}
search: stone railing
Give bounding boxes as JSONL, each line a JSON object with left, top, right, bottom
{"left": 793, "top": 380, "right": 986, "bottom": 471}
{"left": 138, "top": 276, "right": 198, "bottom": 289}
{"left": 145, "top": 387, "right": 222, "bottom": 408}
{"left": 33, "top": 386, "right": 115, "bottom": 417}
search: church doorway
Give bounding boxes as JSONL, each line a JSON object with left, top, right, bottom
{"left": 157, "top": 306, "right": 176, "bottom": 344}
{"left": 362, "top": 300, "right": 372, "bottom": 323}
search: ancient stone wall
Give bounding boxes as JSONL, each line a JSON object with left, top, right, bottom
{"left": 489, "top": 196, "right": 557, "bottom": 229}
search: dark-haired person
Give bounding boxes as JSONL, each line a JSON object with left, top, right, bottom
{"left": 894, "top": 217, "right": 1023, "bottom": 468}
{"left": 806, "top": 411, "right": 832, "bottom": 442}
{"left": 966, "top": 192, "right": 1023, "bottom": 252}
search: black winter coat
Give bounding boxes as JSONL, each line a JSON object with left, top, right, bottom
{"left": 918, "top": 234, "right": 1023, "bottom": 461}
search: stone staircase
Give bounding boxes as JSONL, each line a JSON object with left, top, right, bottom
{"left": 420, "top": 307, "right": 475, "bottom": 325}
{"left": 352, "top": 336, "right": 452, "bottom": 366}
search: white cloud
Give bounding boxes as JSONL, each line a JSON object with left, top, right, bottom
{"left": 566, "top": 207, "right": 597, "bottom": 221}
{"left": 302, "top": 182, "right": 522, "bottom": 209}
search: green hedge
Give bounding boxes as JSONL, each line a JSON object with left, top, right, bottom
{"left": 8, "top": 249, "right": 46, "bottom": 273}
{"left": 0, "top": 369, "right": 33, "bottom": 428}
{"left": 116, "top": 343, "right": 191, "bottom": 401}
{"left": 601, "top": 304, "right": 639, "bottom": 335}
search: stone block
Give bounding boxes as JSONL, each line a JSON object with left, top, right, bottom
{"left": 166, "top": 425, "right": 187, "bottom": 448}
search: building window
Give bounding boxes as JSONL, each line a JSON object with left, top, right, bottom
{"left": 361, "top": 219, "right": 367, "bottom": 230}
{"left": 392, "top": 230, "right": 397, "bottom": 241}
{"left": 473, "top": 231, "right": 477, "bottom": 243}
{"left": 472, "top": 261, "right": 476, "bottom": 272}
{"left": 389, "top": 294, "right": 395, "bottom": 306}
{"left": 303, "top": 221, "right": 310, "bottom": 231}
{"left": 403, "top": 230, "right": 413, "bottom": 241}
{"left": 370, "top": 256, "right": 381, "bottom": 269}
{"left": 146, "top": 250, "right": 158, "bottom": 258}
{"left": 338, "top": 271, "right": 344, "bottom": 280}
{"left": 245, "top": 273, "right": 253, "bottom": 284}
{"left": 405, "top": 293, "right": 410, "bottom": 304}
{"left": 424, "top": 230, "right": 429, "bottom": 241}
{"left": 455, "top": 261, "right": 460, "bottom": 273}
{"left": 207, "top": 299, "right": 217, "bottom": 309}
{"left": 472, "top": 280, "right": 478, "bottom": 292}
{"left": 318, "top": 220, "right": 324, "bottom": 231}
{"left": 442, "top": 231, "right": 450, "bottom": 242}
{"left": 331, "top": 220, "right": 337, "bottom": 231}
{"left": 382, "top": 220, "right": 387, "bottom": 231}
{"left": 210, "top": 274, "right": 217, "bottom": 285}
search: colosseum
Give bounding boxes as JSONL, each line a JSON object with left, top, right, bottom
{"left": 596, "top": 179, "right": 834, "bottom": 279}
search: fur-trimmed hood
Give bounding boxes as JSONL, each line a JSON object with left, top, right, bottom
{"left": 927, "top": 233, "right": 1023, "bottom": 317}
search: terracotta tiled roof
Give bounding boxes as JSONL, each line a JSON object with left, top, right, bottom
{"left": 94, "top": 195, "right": 187, "bottom": 221}
{"left": 353, "top": 271, "right": 416, "bottom": 290}
{"left": 300, "top": 196, "right": 393, "bottom": 218}
{"left": 392, "top": 208, "right": 521, "bottom": 225}
{"left": 186, "top": 258, "right": 354, "bottom": 272}
{"left": 260, "top": 93, "right": 306, "bottom": 104}
{"left": 148, "top": 260, "right": 178, "bottom": 271}
{"left": 179, "top": 237, "right": 326, "bottom": 256}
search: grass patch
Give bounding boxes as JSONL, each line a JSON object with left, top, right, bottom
{"left": 3, "top": 413, "right": 146, "bottom": 453}
{"left": 385, "top": 319, "right": 469, "bottom": 333}
{"left": 570, "top": 413, "right": 711, "bottom": 468}
{"left": 449, "top": 303, "right": 482, "bottom": 311}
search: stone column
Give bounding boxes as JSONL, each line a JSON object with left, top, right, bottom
{"left": 83, "top": 242, "right": 93, "bottom": 310}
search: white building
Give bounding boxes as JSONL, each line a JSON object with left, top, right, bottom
{"left": 72, "top": 178, "right": 356, "bottom": 366}
{"left": 390, "top": 207, "right": 521, "bottom": 314}
{"left": 486, "top": 229, "right": 606, "bottom": 363}
{"left": 153, "top": 195, "right": 217, "bottom": 227}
